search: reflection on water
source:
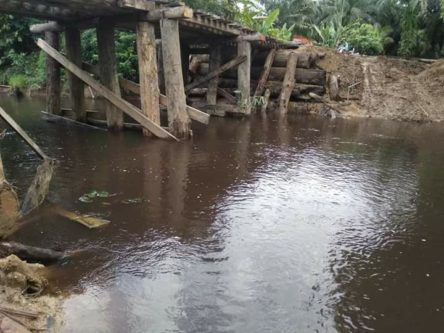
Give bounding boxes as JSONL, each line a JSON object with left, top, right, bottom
{"left": 1, "top": 96, "right": 444, "bottom": 332}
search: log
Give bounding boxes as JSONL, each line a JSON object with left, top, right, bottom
{"left": 197, "top": 65, "right": 327, "bottom": 86}
{"left": 136, "top": 21, "right": 160, "bottom": 136}
{"left": 253, "top": 49, "right": 317, "bottom": 68}
{"left": 65, "top": 27, "right": 85, "bottom": 122}
{"left": 279, "top": 52, "right": 298, "bottom": 115}
{"left": 207, "top": 44, "right": 222, "bottom": 105}
{"left": 45, "top": 29, "right": 61, "bottom": 116}
{"left": 160, "top": 19, "right": 191, "bottom": 138}
{"left": 41, "top": 111, "right": 106, "bottom": 131}
{"left": 37, "top": 38, "right": 178, "bottom": 140}
{"left": 119, "top": 77, "right": 209, "bottom": 125}
{"left": 97, "top": 19, "right": 123, "bottom": 131}
{"left": 0, "top": 242, "right": 66, "bottom": 264}
{"left": 185, "top": 56, "right": 247, "bottom": 91}
{"left": 254, "top": 48, "right": 276, "bottom": 97}
{"left": 237, "top": 41, "right": 252, "bottom": 115}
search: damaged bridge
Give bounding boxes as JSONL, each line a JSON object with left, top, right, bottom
{"left": 0, "top": 0, "right": 326, "bottom": 140}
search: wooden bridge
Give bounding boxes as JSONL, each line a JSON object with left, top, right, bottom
{"left": 0, "top": 1, "right": 312, "bottom": 140}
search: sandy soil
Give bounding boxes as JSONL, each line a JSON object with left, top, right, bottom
{"left": 305, "top": 46, "right": 444, "bottom": 122}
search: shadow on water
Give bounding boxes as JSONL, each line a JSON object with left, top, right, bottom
{"left": 1, "top": 96, "right": 444, "bottom": 332}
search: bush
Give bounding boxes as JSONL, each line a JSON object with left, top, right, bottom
{"left": 341, "top": 21, "right": 390, "bottom": 55}
{"left": 8, "top": 74, "right": 28, "bottom": 89}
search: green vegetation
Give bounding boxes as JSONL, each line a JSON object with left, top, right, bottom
{"left": 0, "top": 0, "right": 442, "bottom": 91}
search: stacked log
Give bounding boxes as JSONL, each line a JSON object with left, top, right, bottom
{"left": 190, "top": 48, "right": 327, "bottom": 108}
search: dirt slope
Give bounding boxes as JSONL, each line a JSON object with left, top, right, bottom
{"left": 308, "top": 46, "right": 444, "bottom": 122}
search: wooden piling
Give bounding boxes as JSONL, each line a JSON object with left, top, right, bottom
{"left": 278, "top": 52, "right": 298, "bottom": 115}
{"left": 160, "top": 18, "right": 191, "bottom": 139}
{"left": 65, "top": 27, "right": 85, "bottom": 122}
{"left": 97, "top": 19, "right": 124, "bottom": 131}
{"left": 45, "top": 29, "right": 61, "bottom": 115}
{"left": 207, "top": 44, "right": 222, "bottom": 106}
{"left": 156, "top": 41, "right": 166, "bottom": 94}
{"left": 136, "top": 21, "right": 160, "bottom": 136}
{"left": 237, "top": 40, "right": 252, "bottom": 115}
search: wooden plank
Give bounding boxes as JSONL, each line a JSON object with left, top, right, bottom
{"left": 37, "top": 38, "right": 178, "bottom": 141}
{"left": 254, "top": 48, "right": 276, "bottom": 97}
{"left": 65, "top": 27, "right": 85, "bottom": 122}
{"left": 185, "top": 55, "right": 247, "bottom": 91}
{"left": 237, "top": 41, "right": 252, "bottom": 115}
{"left": 207, "top": 44, "right": 222, "bottom": 105}
{"left": 217, "top": 88, "right": 236, "bottom": 104}
{"left": 278, "top": 52, "right": 298, "bottom": 115}
{"left": 119, "top": 77, "right": 209, "bottom": 125}
{"left": 160, "top": 18, "right": 191, "bottom": 138}
{"left": 41, "top": 111, "right": 106, "bottom": 131}
{"left": 0, "top": 107, "right": 48, "bottom": 160}
{"left": 136, "top": 21, "right": 160, "bottom": 136}
{"left": 45, "top": 29, "right": 61, "bottom": 116}
{"left": 97, "top": 19, "right": 123, "bottom": 131}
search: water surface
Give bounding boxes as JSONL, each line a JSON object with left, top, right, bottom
{"left": 1, "top": 96, "right": 444, "bottom": 332}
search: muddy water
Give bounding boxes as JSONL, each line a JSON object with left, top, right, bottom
{"left": 1, "top": 96, "right": 444, "bottom": 332}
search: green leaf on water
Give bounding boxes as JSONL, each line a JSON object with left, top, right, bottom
{"left": 79, "top": 190, "right": 111, "bottom": 203}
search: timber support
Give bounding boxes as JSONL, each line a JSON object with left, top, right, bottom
{"left": 65, "top": 27, "right": 85, "bottom": 121}
{"left": 160, "top": 18, "right": 191, "bottom": 139}
{"left": 136, "top": 21, "right": 160, "bottom": 136}
{"left": 237, "top": 40, "right": 252, "bottom": 115}
{"left": 97, "top": 19, "right": 124, "bottom": 131}
{"left": 45, "top": 28, "right": 61, "bottom": 116}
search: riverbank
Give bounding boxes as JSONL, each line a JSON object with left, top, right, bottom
{"left": 312, "top": 46, "right": 444, "bottom": 122}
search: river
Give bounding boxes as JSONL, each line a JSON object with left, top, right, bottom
{"left": 1, "top": 96, "right": 444, "bottom": 332}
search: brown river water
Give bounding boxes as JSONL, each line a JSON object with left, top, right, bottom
{"left": 1, "top": 96, "right": 444, "bottom": 332}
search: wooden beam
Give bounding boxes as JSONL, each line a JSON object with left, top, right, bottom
{"left": 217, "top": 88, "right": 236, "bottom": 104}
{"left": 45, "top": 29, "right": 61, "bottom": 116}
{"left": 36, "top": 38, "right": 178, "bottom": 141}
{"left": 160, "top": 18, "right": 191, "bottom": 139}
{"left": 30, "top": 21, "right": 63, "bottom": 33}
{"left": 278, "top": 52, "right": 298, "bottom": 115}
{"left": 237, "top": 41, "right": 252, "bottom": 115}
{"left": 119, "top": 77, "right": 209, "bottom": 125}
{"left": 143, "top": 6, "right": 194, "bottom": 21}
{"left": 136, "top": 20, "right": 160, "bottom": 136}
{"left": 207, "top": 44, "right": 222, "bottom": 105}
{"left": 185, "top": 55, "right": 246, "bottom": 91}
{"left": 118, "top": 0, "right": 154, "bottom": 11}
{"left": 65, "top": 27, "right": 85, "bottom": 122}
{"left": 254, "top": 48, "right": 276, "bottom": 97}
{"left": 97, "top": 19, "right": 124, "bottom": 131}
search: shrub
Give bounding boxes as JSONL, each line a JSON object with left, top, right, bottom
{"left": 8, "top": 74, "right": 29, "bottom": 89}
{"left": 341, "top": 21, "right": 391, "bottom": 55}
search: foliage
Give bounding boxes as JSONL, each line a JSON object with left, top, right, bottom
{"left": 341, "top": 21, "right": 392, "bottom": 55}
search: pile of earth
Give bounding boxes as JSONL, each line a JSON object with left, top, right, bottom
{"left": 301, "top": 45, "right": 444, "bottom": 122}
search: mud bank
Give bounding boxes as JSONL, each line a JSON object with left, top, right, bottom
{"left": 311, "top": 46, "right": 444, "bottom": 122}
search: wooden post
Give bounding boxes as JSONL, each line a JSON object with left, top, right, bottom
{"left": 261, "top": 88, "right": 271, "bottom": 114}
{"left": 65, "top": 27, "right": 85, "bottom": 122}
{"left": 136, "top": 21, "right": 160, "bottom": 137}
{"left": 207, "top": 44, "right": 222, "bottom": 105}
{"left": 278, "top": 52, "right": 298, "bottom": 115}
{"left": 160, "top": 19, "right": 191, "bottom": 139}
{"left": 181, "top": 42, "right": 190, "bottom": 85}
{"left": 329, "top": 74, "right": 340, "bottom": 101}
{"left": 45, "top": 29, "right": 61, "bottom": 115}
{"left": 0, "top": 152, "right": 4, "bottom": 184}
{"left": 254, "top": 48, "right": 276, "bottom": 97}
{"left": 156, "top": 41, "right": 165, "bottom": 95}
{"left": 97, "top": 19, "right": 124, "bottom": 131}
{"left": 237, "top": 40, "right": 252, "bottom": 115}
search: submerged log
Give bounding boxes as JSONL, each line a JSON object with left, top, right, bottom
{"left": 0, "top": 242, "right": 66, "bottom": 264}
